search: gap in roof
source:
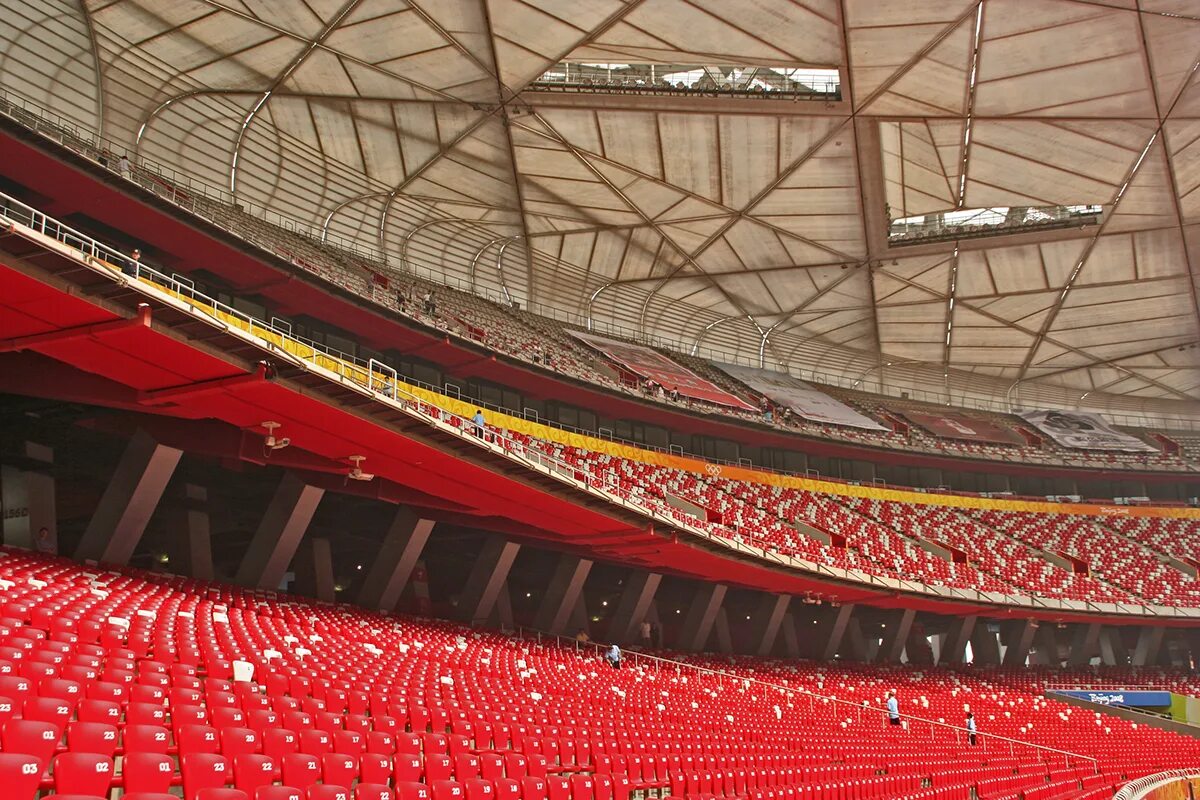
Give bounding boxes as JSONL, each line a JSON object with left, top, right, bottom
{"left": 889, "top": 205, "right": 1103, "bottom": 247}
{"left": 529, "top": 63, "right": 840, "bottom": 100}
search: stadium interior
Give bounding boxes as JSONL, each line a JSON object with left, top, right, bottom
{"left": 1, "top": 1, "right": 1200, "bottom": 799}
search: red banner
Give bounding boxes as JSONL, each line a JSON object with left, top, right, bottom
{"left": 902, "top": 410, "right": 1024, "bottom": 445}
{"left": 569, "top": 331, "right": 756, "bottom": 410}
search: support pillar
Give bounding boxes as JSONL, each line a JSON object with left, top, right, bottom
{"left": 293, "top": 537, "right": 335, "bottom": 603}
{"left": 820, "top": 604, "right": 856, "bottom": 661}
{"left": 609, "top": 571, "right": 662, "bottom": 644}
{"left": 1068, "top": 623, "right": 1101, "bottom": 666}
{"left": 533, "top": 555, "right": 593, "bottom": 635}
{"left": 1099, "top": 627, "right": 1129, "bottom": 666}
{"left": 781, "top": 613, "right": 801, "bottom": 659}
{"left": 75, "top": 430, "right": 182, "bottom": 564}
{"left": 489, "top": 582, "right": 515, "bottom": 631}
{"left": 171, "top": 484, "right": 213, "bottom": 580}
{"left": 846, "top": 618, "right": 870, "bottom": 662}
{"left": 234, "top": 473, "right": 325, "bottom": 589}
{"left": 713, "top": 608, "right": 733, "bottom": 654}
{"left": 1132, "top": 626, "right": 1164, "bottom": 666}
{"left": 676, "top": 583, "right": 727, "bottom": 652}
{"left": 355, "top": 508, "right": 435, "bottom": 611}
{"left": 1001, "top": 620, "right": 1037, "bottom": 667}
{"left": 458, "top": 538, "right": 520, "bottom": 625}
{"left": 782, "top": 618, "right": 801, "bottom": 662}
{"left": 877, "top": 609, "right": 916, "bottom": 663}
{"left": 942, "top": 615, "right": 977, "bottom": 664}
{"left": 1032, "top": 624, "right": 1061, "bottom": 666}
{"left": 2, "top": 442, "right": 56, "bottom": 551}
{"left": 751, "top": 594, "right": 791, "bottom": 657}
{"left": 970, "top": 624, "right": 1003, "bottom": 666}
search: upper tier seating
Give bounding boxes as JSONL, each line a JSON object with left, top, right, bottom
{"left": 1, "top": 91, "right": 1193, "bottom": 476}
{"left": 499, "top": 429, "right": 1200, "bottom": 607}
{"left": 0, "top": 548, "right": 1197, "bottom": 800}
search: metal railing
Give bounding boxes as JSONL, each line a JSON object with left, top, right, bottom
{"left": 9, "top": 190, "right": 1197, "bottom": 618}
{"left": 520, "top": 627, "right": 1099, "bottom": 772}
{"left": 1115, "top": 770, "right": 1200, "bottom": 800}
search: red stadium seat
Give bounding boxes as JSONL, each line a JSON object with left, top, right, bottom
{"left": 52, "top": 753, "right": 114, "bottom": 797}
{"left": 123, "top": 752, "right": 176, "bottom": 794}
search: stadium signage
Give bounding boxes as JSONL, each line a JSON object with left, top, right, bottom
{"left": 1053, "top": 690, "right": 1172, "bottom": 707}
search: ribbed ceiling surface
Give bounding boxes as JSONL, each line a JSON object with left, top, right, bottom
{"left": 2, "top": 0, "right": 1199, "bottom": 417}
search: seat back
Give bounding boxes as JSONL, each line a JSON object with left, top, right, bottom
{"left": 123, "top": 752, "right": 176, "bottom": 794}
{"left": 53, "top": 752, "right": 115, "bottom": 796}
{"left": 0, "top": 752, "right": 44, "bottom": 800}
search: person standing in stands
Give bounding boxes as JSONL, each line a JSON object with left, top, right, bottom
{"left": 472, "top": 409, "right": 486, "bottom": 440}
{"left": 605, "top": 643, "right": 621, "bottom": 669}
{"left": 118, "top": 154, "right": 131, "bottom": 179}
{"left": 886, "top": 691, "right": 901, "bottom": 726}
{"left": 639, "top": 620, "right": 652, "bottom": 649}
{"left": 965, "top": 712, "right": 977, "bottom": 745}
{"left": 423, "top": 290, "right": 436, "bottom": 315}
{"left": 122, "top": 247, "right": 141, "bottom": 277}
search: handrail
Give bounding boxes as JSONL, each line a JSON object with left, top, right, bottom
{"left": 4, "top": 190, "right": 1200, "bottom": 619}
{"left": 1115, "top": 769, "right": 1200, "bottom": 800}
{"left": 518, "top": 627, "right": 1099, "bottom": 770}
{"left": 0, "top": 83, "right": 1195, "bottom": 432}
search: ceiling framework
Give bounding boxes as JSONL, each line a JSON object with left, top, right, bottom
{"left": 1, "top": 0, "right": 1199, "bottom": 418}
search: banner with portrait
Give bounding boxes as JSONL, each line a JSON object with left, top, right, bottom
{"left": 1016, "top": 409, "right": 1157, "bottom": 452}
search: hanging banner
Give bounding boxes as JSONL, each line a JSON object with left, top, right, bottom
{"left": 568, "top": 331, "right": 756, "bottom": 410}
{"left": 715, "top": 363, "right": 889, "bottom": 431}
{"left": 902, "top": 410, "right": 1024, "bottom": 445}
{"left": 1016, "top": 409, "right": 1157, "bottom": 453}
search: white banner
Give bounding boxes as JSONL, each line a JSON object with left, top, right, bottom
{"left": 1016, "top": 409, "right": 1157, "bottom": 453}
{"left": 716, "top": 364, "right": 889, "bottom": 431}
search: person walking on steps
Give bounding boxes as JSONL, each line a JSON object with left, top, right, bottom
{"left": 886, "top": 691, "right": 901, "bottom": 727}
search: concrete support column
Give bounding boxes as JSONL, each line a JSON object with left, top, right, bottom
{"left": 877, "top": 609, "right": 916, "bottom": 663}
{"left": 820, "top": 604, "right": 856, "bottom": 661}
{"left": 489, "top": 582, "right": 515, "bottom": 630}
{"left": 458, "top": 538, "right": 520, "bottom": 625}
{"left": 845, "top": 618, "right": 870, "bottom": 662}
{"left": 533, "top": 555, "right": 593, "bottom": 635}
{"left": 1068, "top": 623, "right": 1101, "bottom": 666}
{"left": 712, "top": 608, "right": 733, "bottom": 654}
{"left": 941, "top": 615, "right": 977, "bottom": 664}
{"left": 1001, "top": 620, "right": 1037, "bottom": 667}
{"left": 970, "top": 624, "right": 1003, "bottom": 666}
{"left": 2, "top": 442, "right": 56, "bottom": 550}
{"left": 75, "top": 430, "right": 182, "bottom": 565}
{"left": 235, "top": 473, "right": 325, "bottom": 589}
{"left": 293, "top": 537, "right": 335, "bottom": 603}
{"left": 780, "top": 613, "right": 801, "bottom": 659}
{"left": 172, "top": 484, "right": 213, "bottom": 581}
{"left": 609, "top": 571, "right": 662, "bottom": 644}
{"left": 1099, "top": 627, "right": 1129, "bottom": 666}
{"left": 676, "top": 583, "right": 727, "bottom": 652}
{"left": 751, "top": 595, "right": 791, "bottom": 657}
{"left": 1032, "top": 624, "right": 1062, "bottom": 666}
{"left": 1132, "top": 626, "right": 1164, "bottom": 666}
{"left": 355, "top": 508, "right": 435, "bottom": 611}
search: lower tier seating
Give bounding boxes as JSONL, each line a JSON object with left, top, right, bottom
{"left": 0, "top": 549, "right": 1196, "bottom": 800}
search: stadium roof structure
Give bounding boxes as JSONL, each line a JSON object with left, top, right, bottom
{"left": 3, "top": 0, "right": 1200, "bottom": 419}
